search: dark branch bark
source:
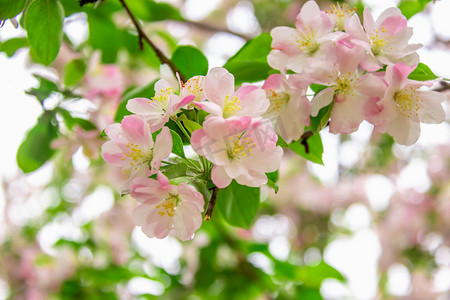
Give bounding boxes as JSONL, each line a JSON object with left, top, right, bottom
{"left": 119, "top": 0, "right": 187, "bottom": 82}
{"left": 204, "top": 186, "right": 218, "bottom": 221}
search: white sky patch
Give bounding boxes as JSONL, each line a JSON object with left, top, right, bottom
{"left": 343, "top": 203, "right": 372, "bottom": 230}
{"left": 204, "top": 32, "right": 246, "bottom": 67}
{"left": 397, "top": 159, "right": 431, "bottom": 193}
{"left": 182, "top": 0, "right": 222, "bottom": 21}
{"left": 321, "top": 278, "right": 352, "bottom": 299}
{"left": 226, "top": 1, "right": 261, "bottom": 35}
{"left": 72, "top": 185, "right": 115, "bottom": 225}
{"left": 127, "top": 277, "right": 165, "bottom": 296}
{"left": 269, "top": 236, "right": 290, "bottom": 261}
{"left": 365, "top": 175, "right": 394, "bottom": 211}
{"left": 387, "top": 263, "right": 411, "bottom": 296}
{"left": 434, "top": 267, "right": 450, "bottom": 292}
{"left": 430, "top": 0, "right": 450, "bottom": 40}
{"left": 64, "top": 13, "right": 89, "bottom": 47}
{"left": 307, "top": 129, "right": 339, "bottom": 186}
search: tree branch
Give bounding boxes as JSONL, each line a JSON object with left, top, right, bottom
{"left": 118, "top": 0, "right": 187, "bottom": 82}
{"left": 204, "top": 186, "right": 218, "bottom": 221}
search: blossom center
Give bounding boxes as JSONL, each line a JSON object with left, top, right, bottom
{"left": 183, "top": 77, "right": 204, "bottom": 102}
{"left": 326, "top": 3, "right": 356, "bottom": 31}
{"left": 223, "top": 95, "right": 242, "bottom": 118}
{"left": 369, "top": 27, "right": 391, "bottom": 56}
{"left": 295, "top": 27, "right": 319, "bottom": 55}
{"left": 394, "top": 87, "right": 422, "bottom": 118}
{"left": 226, "top": 134, "right": 255, "bottom": 160}
{"left": 156, "top": 193, "right": 180, "bottom": 217}
{"left": 265, "top": 90, "right": 289, "bottom": 118}
{"left": 149, "top": 87, "right": 175, "bottom": 110}
{"left": 123, "top": 143, "right": 154, "bottom": 170}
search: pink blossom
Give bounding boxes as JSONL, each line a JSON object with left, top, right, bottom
{"left": 309, "top": 43, "right": 387, "bottom": 134}
{"left": 268, "top": 1, "right": 346, "bottom": 73}
{"left": 180, "top": 75, "right": 206, "bottom": 109}
{"left": 126, "top": 79, "right": 194, "bottom": 132}
{"left": 51, "top": 126, "right": 102, "bottom": 159}
{"left": 191, "top": 116, "right": 283, "bottom": 188}
{"left": 372, "top": 63, "right": 446, "bottom": 145}
{"left": 345, "top": 7, "right": 421, "bottom": 71}
{"left": 101, "top": 115, "right": 172, "bottom": 193}
{"left": 194, "top": 67, "right": 269, "bottom": 119}
{"left": 131, "top": 172, "right": 204, "bottom": 241}
{"left": 262, "top": 73, "right": 311, "bottom": 143}
{"left": 325, "top": 3, "right": 356, "bottom": 31}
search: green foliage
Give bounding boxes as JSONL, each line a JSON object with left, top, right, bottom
{"left": 408, "top": 62, "right": 439, "bottom": 81}
{"left": 161, "top": 162, "right": 188, "bottom": 179}
{"left": 266, "top": 171, "right": 279, "bottom": 193}
{"left": 288, "top": 133, "right": 324, "bottom": 165}
{"left": 88, "top": 13, "right": 120, "bottom": 63}
{"left": 127, "top": 0, "right": 182, "bottom": 22}
{"left": 58, "top": 108, "right": 97, "bottom": 131}
{"left": 217, "top": 180, "right": 260, "bottom": 229}
{"left": 16, "top": 111, "right": 58, "bottom": 173}
{"left": 0, "top": 37, "right": 28, "bottom": 57}
{"left": 169, "top": 129, "right": 186, "bottom": 158}
{"left": 26, "top": 75, "right": 59, "bottom": 104}
{"left": 172, "top": 46, "right": 209, "bottom": 79}
{"left": 114, "top": 80, "right": 158, "bottom": 123}
{"left": 310, "top": 84, "right": 328, "bottom": 94}
{"left": 398, "top": 0, "right": 432, "bottom": 19}
{"left": 64, "top": 59, "right": 87, "bottom": 87}
{"left": 25, "top": 0, "right": 64, "bottom": 65}
{"left": 223, "top": 33, "right": 274, "bottom": 84}
{"left": 310, "top": 101, "right": 333, "bottom": 133}
{"left": 0, "top": 0, "right": 27, "bottom": 20}
{"left": 178, "top": 114, "right": 202, "bottom": 134}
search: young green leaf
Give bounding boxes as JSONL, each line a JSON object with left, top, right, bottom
{"left": 178, "top": 114, "right": 202, "bottom": 134}
{"left": 310, "top": 101, "right": 333, "bottom": 133}
{"left": 408, "top": 62, "right": 439, "bottom": 81}
{"left": 25, "top": 0, "right": 64, "bottom": 65}
{"left": 217, "top": 180, "right": 260, "bottom": 229}
{"left": 169, "top": 129, "right": 185, "bottom": 158}
{"left": 0, "top": 0, "right": 27, "bottom": 20}
{"left": 288, "top": 133, "right": 324, "bottom": 165}
{"left": 17, "top": 112, "right": 58, "bottom": 173}
{"left": 0, "top": 37, "right": 28, "bottom": 57}
{"left": 172, "top": 46, "right": 209, "bottom": 79}
{"left": 160, "top": 163, "right": 188, "bottom": 179}
{"left": 64, "top": 59, "right": 87, "bottom": 87}
{"left": 25, "top": 75, "right": 60, "bottom": 104}
{"left": 398, "top": 0, "right": 432, "bottom": 19}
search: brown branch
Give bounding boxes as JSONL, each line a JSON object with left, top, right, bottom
{"left": 204, "top": 186, "right": 218, "bottom": 221}
{"left": 119, "top": 0, "right": 187, "bottom": 82}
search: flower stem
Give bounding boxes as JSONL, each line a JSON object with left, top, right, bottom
{"left": 204, "top": 186, "right": 218, "bottom": 221}
{"left": 175, "top": 119, "right": 191, "bottom": 142}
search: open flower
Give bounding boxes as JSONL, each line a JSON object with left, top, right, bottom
{"left": 126, "top": 79, "right": 194, "bottom": 132}
{"left": 262, "top": 73, "right": 311, "bottom": 143}
{"left": 180, "top": 75, "right": 206, "bottom": 109}
{"left": 191, "top": 116, "right": 283, "bottom": 188}
{"left": 372, "top": 63, "right": 446, "bottom": 145}
{"left": 345, "top": 7, "right": 421, "bottom": 71}
{"left": 268, "top": 1, "right": 347, "bottom": 73}
{"left": 131, "top": 172, "right": 204, "bottom": 241}
{"left": 101, "top": 115, "right": 172, "bottom": 193}
{"left": 195, "top": 67, "right": 269, "bottom": 119}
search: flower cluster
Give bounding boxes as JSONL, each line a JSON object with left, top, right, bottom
{"left": 268, "top": 1, "right": 445, "bottom": 145}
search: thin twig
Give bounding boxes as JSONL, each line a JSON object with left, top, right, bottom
{"left": 118, "top": 0, "right": 187, "bottom": 82}
{"left": 204, "top": 186, "right": 218, "bottom": 221}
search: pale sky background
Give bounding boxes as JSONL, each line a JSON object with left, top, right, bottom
{"left": 1, "top": 0, "right": 450, "bottom": 298}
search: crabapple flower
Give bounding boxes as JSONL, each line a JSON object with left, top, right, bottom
{"left": 131, "top": 172, "right": 204, "bottom": 241}
{"left": 191, "top": 116, "right": 283, "bottom": 188}
{"left": 309, "top": 43, "right": 386, "bottom": 134}
{"left": 372, "top": 63, "right": 446, "bottom": 145}
{"left": 101, "top": 115, "right": 172, "bottom": 193}
{"left": 126, "top": 79, "right": 194, "bottom": 132}
{"left": 262, "top": 73, "right": 311, "bottom": 143}
{"left": 325, "top": 3, "right": 356, "bottom": 31}
{"left": 345, "top": 7, "right": 421, "bottom": 71}
{"left": 268, "top": 1, "right": 346, "bottom": 73}
{"left": 195, "top": 67, "right": 269, "bottom": 119}
{"left": 180, "top": 75, "right": 206, "bottom": 109}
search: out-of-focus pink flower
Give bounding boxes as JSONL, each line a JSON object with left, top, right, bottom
{"left": 268, "top": 1, "right": 346, "bottom": 73}
{"left": 262, "top": 73, "right": 311, "bottom": 143}
{"left": 101, "top": 115, "right": 172, "bottom": 193}
{"left": 345, "top": 7, "right": 421, "bottom": 71}
{"left": 195, "top": 67, "right": 268, "bottom": 119}
{"left": 372, "top": 63, "right": 446, "bottom": 145}
{"left": 51, "top": 126, "right": 102, "bottom": 159}
{"left": 309, "top": 43, "right": 386, "bottom": 134}
{"left": 131, "top": 172, "right": 204, "bottom": 241}
{"left": 126, "top": 79, "right": 194, "bottom": 132}
{"left": 191, "top": 116, "right": 283, "bottom": 188}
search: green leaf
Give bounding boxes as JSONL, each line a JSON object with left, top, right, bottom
{"left": 25, "top": 0, "right": 64, "bottom": 65}
{"left": 310, "top": 101, "right": 333, "bottom": 133}
{"left": 288, "top": 133, "right": 324, "bottom": 165}
{"left": 276, "top": 135, "right": 288, "bottom": 148}
{"left": 398, "top": 0, "right": 431, "bottom": 19}
{"left": 309, "top": 83, "right": 327, "bottom": 94}
{"left": 0, "top": 37, "right": 28, "bottom": 57}
{"left": 87, "top": 13, "right": 120, "bottom": 63}
{"left": 0, "top": 0, "right": 27, "bottom": 20}
{"left": 58, "top": 109, "right": 97, "bottom": 131}
{"left": 223, "top": 33, "right": 274, "bottom": 84}
{"left": 172, "top": 46, "right": 209, "bottom": 79}
{"left": 25, "top": 75, "right": 59, "bottom": 104}
{"left": 217, "top": 180, "right": 260, "bottom": 229}
{"left": 408, "top": 62, "right": 439, "bottom": 81}
{"left": 64, "top": 59, "right": 87, "bottom": 87}
{"left": 127, "top": 0, "right": 182, "bottom": 22}
{"left": 160, "top": 163, "right": 187, "bottom": 179}
{"left": 169, "top": 129, "right": 185, "bottom": 158}
{"left": 114, "top": 80, "right": 157, "bottom": 123}
{"left": 178, "top": 114, "right": 202, "bottom": 134}
{"left": 296, "top": 262, "right": 346, "bottom": 288}
{"left": 266, "top": 179, "right": 279, "bottom": 193}
{"left": 17, "top": 112, "right": 58, "bottom": 173}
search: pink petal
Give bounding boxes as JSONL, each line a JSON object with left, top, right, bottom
{"left": 211, "top": 165, "right": 232, "bottom": 188}
{"left": 205, "top": 67, "right": 235, "bottom": 105}
{"left": 262, "top": 74, "right": 283, "bottom": 90}
{"left": 387, "top": 114, "right": 420, "bottom": 146}
{"left": 194, "top": 101, "right": 223, "bottom": 117}
{"left": 152, "top": 127, "right": 172, "bottom": 168}
{"left": 311, "top": 88, "right": 334, "bottom": 116}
